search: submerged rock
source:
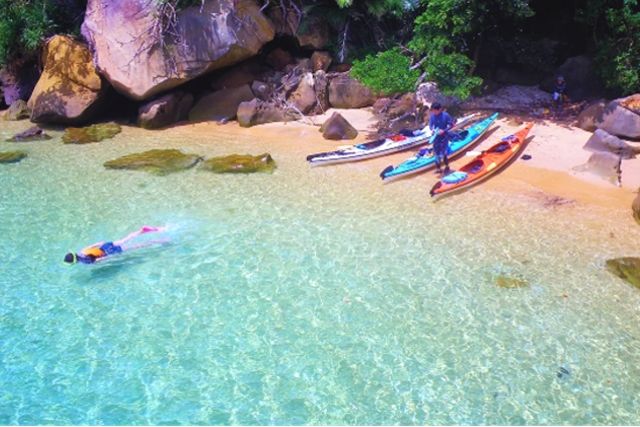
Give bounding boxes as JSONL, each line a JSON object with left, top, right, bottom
{"left": 320, "top": 112, "right": 358, "bottom": 140}
{"left": 104, "top": 149, "right": 202, "bottom": 175}
{"left": 0, "top": 151, "right": 28, "bottom": 163}
{"left": 6, "top": 126, "right": 52, "bottom": 142}
{"left": 28, "top": 35, "right": 108, "bottom": 125}
{"left": 200, "top": 153, "right": 276, "bottom": 173}
{"left": 494, "top": 275, "right": 529, "bottom": 288}
{"left": 1, "top": 100, "right": 30, "bottom": 121}
{"left": 606, "top": 257, "right": 640, "bottom": 289}
{"left": 81, "top": 0, "right": 275, "bottom": 100}
{"left": 63, "top": 122, "right": 122, "bottom": 144}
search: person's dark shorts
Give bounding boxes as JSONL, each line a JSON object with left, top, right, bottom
{"left": 100, "top": 242, "right": 123, "bottom": 255}
{"left": 433, "top": 134, "right": 449, "bottom": 156}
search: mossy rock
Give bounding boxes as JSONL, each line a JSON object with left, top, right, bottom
{"left": 606, "top": 257, "right": 640, "bottom": 289}
{"left": 62, "top": 122, "right": 122, "bottom": 144}
{"left": 200, "top": 153, "right": 276, "bottom": 174}
{"left": 0, "top": 151, "right": 27, "bottom": 164}
{"left": 494, "top": 274, "right": 529, "bottom": 289}
{"left": 104, "top": 149, "right": 202, "bottom": 175}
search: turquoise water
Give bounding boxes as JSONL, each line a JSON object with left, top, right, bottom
{"left": 2, "top": 121, "right": 640, "bottom": 425}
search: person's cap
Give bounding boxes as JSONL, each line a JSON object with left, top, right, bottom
{"left": 557, "top": 75, "right": 565, "bottom": 81}
{"left": 64, "top": 252, "right": 77, "bottom": 264}
{"left": 431, "top": 102, "right": 442, "bottom": 110}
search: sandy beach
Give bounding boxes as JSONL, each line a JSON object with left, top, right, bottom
{"left": 144, "top": 107, "right": 639, "bottom": 212}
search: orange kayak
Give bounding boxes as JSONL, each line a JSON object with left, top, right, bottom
{"left": 429, "top": 123, "right": 533, "bottom": 198}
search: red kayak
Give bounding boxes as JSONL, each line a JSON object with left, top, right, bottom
{"left": 429, "top": 123, "right": 533, "bottom": 198}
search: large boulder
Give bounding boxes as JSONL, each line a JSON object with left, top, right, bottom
{"left": 237, "top": 98, "right": 293, "bottom": 127}
{"left": 313, "top": 71, "right": 330, "bottom": 113}
{"left": 328, "top": 74, "right": 376, "bottom": 109}
{"left": 189, "top": 85, "right": 254, "bottom": 122}
{"left": 461, "top": 85, "right": 552, "bottom": 112}
{"left": 621, "top": 94, "right": 640, "bottom": 115}
{"left": 0, "top": 60, "right": 39, "bottom": 105}
{"left": 81, "top": 0, "right": 275, "bottom": 100}
{"left": 200, "top": 153, "right": 276, "bottom": 173}
{"left": 583, "top": 129, "right": 639, "bottom": 159}
{"left": 595, "top": 96, "right": 640, "bottom": 140}
{"left": 138, "top": 91, "right": 194, "bottom": 129}
{"left": 606, "top": 258, "right": 640, "bottom": 289}
{"left": 574, "top": 151, "right": 621, "bottom": 185}
{"left": 28, "top": 35, "right": 108, "bottom": 125}
{"left": 320, "top": 112, "right": 358, "bottom": 140}
{"left": 541, "top": 55, "right": 605, "bottom": 101}
{"left": 415, "top": 82, "right": 461, "bottom": 109}
{"left": 633, "top": 192, "right": 640, "bottom": 225}
{"left": 104, "top": 149, "right": 202, "bottom": 175}
{"left": 288, "top": 73, "right": 316, "bottom": 114}
{"left": 296, "top": 16, "right": 329, "bottom": 49}
{"left": 1, "top": 100, "right": 30, "bottom": 121}
{"left": 576, "top": 100, "right": 606, "bottom": 132}
{"left": 62, "top": 122, "right": 122, "bottom": 144}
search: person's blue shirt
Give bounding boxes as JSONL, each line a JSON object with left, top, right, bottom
{"left": 429, "top": 111, "right": 454, "bottom": 133}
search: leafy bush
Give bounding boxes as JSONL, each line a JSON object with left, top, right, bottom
{"left": 350, "top": 48, "right": 420, "bottom": 95}
{"left": 0, "top": 0, "right": 51, "bottom": 64}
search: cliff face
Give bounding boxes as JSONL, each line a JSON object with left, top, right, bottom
{"left": 81, "top": 0, "right": 275, "bottom": 101}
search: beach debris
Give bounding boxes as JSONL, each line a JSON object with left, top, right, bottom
{"left": 1, "top": 100, "right": 30, "bottom": 121}
{"left": 605, "top": 257, "right": 640, "bottom": 289}
{"left": 62, "top": 122, "right": 122, "bottom": 144}
{"left": 6, "top": 126, "right": 51, "bottom": 142}
{"left": 200, "top": 153, "right": 276, "bottom": 174}
{"left": 320, "top": 112, "right": 358, "bottom": 140}
{"left": 139, "top": 91, "right": 193, "bottom": 129}
{"left": 0, "top": 150, "right": 28, "bottom": 163}
{"left": 521, "top": 154, "right": 532, "bottom": 160}
{"left": 28, "top": 35, "right": 107, "bottom": 125}
{"left": 583, "top": 129, "right": 639, "bottom": 159}
{"left": 104, "top": 149, "right": 202, "bottom": 175}
{"left": 494, "top": 274, "right": 529, "bottom": 289}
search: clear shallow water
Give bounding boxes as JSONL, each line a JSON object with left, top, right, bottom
{"left": 2, "top": 121, "right": 640, "bottom": 425}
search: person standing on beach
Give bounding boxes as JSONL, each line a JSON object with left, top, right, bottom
{"left": 428, "top": 102, "right": 455, "bottom": 174}
{"left": 552, "top": 75, "right": 567, "bottom": 114}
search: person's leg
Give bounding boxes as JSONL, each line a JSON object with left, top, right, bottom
{"left": 114, "top": 226, "right": 165, "bottom": 247}
{"left": 121, "top": 239, "right": 171, "bottom": 252}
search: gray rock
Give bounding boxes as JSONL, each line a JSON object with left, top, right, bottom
{"left": 328, "top": 73, "right": 376, "bottom": 109}
{"left": 415, "top": 82, "right": 461, "bottom": 108}
{"left": 576, "top": 100, "right": 606, "bottom": 132}
{"left": 2, "top": 100, "right": 30, "bottom": 121}
{"left": 0, "top": 61, "right": 39, "bottom": 106}
{"left": 320, "top": 112, "right": 358, "bottom": 140}
{"left": 6, "top": 126, "right": 52, "bottom": 142}
{"left": 251, "top": 81, "right": 273, "bottom": 101}
{"left": 139, "top": 91, "right": 194, "bottom": 129}
{"left": 461, "top": 85, "right": 552, "bottom": 112}
{"left": 596, "top": 98, "right": 640, "bottom": 140}
{"left": 574, "top": 151, "right": 621, "bottom": 186}
{"left": 237, "top": 98, "right": 294, "bottom": 127}
{"left": 288, "top": 73, "right": 316, "bottom": 114}
{"left": 189, "top": 85, "right": 254, "bottom": 123}
{"left": 583, "top": 129, "right": 639, "bottom": 159}
{"left": 81, "top": 0, "right": 275, "bottom": 100}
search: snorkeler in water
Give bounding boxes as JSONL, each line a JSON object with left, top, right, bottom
{"left": 63, "top": 226, "right": 168, "bottom": 265}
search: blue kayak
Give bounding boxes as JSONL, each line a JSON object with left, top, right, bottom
{"left": 379, "top": 113, "right": 499, "bottom": 182}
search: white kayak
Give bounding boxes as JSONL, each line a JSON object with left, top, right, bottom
{"left": 306, "top": 113, "right": 477, "bottom": 166}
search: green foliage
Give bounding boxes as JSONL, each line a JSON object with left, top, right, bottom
{"left": 350, "top": 48, "right": 420, "bottom": 95}
{"left": 0, "top": 0, "right": 51, "bottom": 64}
{"left": 595, "top": 0, "right": 640, "bottom": 94}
